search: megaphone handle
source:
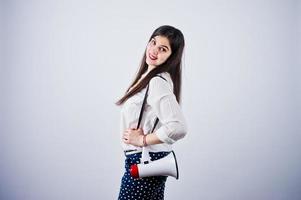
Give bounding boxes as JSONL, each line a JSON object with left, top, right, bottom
{"left": 141, "top": 146, "right": 151, "bottom": 164}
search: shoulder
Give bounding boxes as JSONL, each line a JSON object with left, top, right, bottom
{"left": 149, "top": 72, "right": 173, "bottom": 92}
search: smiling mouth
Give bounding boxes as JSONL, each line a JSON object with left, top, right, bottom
{"left": 149, "top": 53, "right": 157, "bottom": 60}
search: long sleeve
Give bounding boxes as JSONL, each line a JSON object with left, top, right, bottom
{"left": 147, "top": 76, "right": 188, "bottom": 145}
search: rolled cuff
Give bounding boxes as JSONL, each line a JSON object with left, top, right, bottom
{"left": 155, "top": 121, "right": 187, "bottom": 145}
{"left": 156, "top": 126, "right": 176, "bottom": 145}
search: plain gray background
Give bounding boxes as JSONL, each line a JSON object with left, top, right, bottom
{"left": 1, "top": 0, "right": 300, "bottom": 199}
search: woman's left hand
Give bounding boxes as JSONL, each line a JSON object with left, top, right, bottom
{"left": 122, "top": 128, "right": 144, "bottom": 147}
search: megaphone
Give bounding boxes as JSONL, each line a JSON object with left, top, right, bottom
{"left": 130, "top": 150, "right": 179, "bottom": 179}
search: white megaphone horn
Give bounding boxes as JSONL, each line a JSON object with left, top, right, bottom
{"left": 130, "top": 150, "right": 179, "bottom": 179}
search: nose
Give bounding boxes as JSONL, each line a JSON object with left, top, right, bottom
{"left": 150, "top": 48, "right": 158, "bottom": 55}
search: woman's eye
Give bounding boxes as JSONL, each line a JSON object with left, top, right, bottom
{"left": 159, "top": 47, "right": 166, "bottom": 52}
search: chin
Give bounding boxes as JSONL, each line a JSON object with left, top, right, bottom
{"left": 146, "top": 60, "right": 158, "bottom": 66}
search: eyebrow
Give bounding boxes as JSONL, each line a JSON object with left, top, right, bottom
{"left": 153, "top": 38, "right": 170, "bottom": 50}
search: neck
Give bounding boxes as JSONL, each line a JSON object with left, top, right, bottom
{"left": 147, "top": 65, "right": 156, "bottom": 73}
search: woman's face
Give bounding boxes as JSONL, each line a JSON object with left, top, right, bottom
{"left": 146, "top": 35, "right": 172, "bottom": 67}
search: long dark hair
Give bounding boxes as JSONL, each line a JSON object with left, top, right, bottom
{"left": 115, "top": 25, "right": 185, "bottom": 106}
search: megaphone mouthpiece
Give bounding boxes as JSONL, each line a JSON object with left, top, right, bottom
{"left": 130, "top": 164, "right": 139, "bottom": 178}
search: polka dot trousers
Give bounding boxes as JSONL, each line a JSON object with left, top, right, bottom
{"left": 118, "top": 151, "right": 171, "bottom": 200}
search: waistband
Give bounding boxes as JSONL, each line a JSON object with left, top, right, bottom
{"left": 124, "top": 149, "right": 143, "bottom": 156}
{"left": 123, "top": 149, "right": 172, "bottom": 156}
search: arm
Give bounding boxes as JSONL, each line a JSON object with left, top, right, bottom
{"left": 143, "top": 133, "right": 163, "bottom": 146}
{"left": 123, "top": 76, "right": 187, "bottom": 147}
{"left": 122, "top": 128, "right": 162, "bottom": 147}
{"left": 146, "top": 76, "right": 188, "bottom": 145}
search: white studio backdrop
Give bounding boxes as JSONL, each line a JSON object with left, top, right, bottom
{"left": 1, "top": 0, "right": 300, "bottom": 199}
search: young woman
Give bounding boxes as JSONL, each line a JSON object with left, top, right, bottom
{"left": 115, "top": 25, "right": 187, "bottom": 200}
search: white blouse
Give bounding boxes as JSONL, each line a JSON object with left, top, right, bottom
{"left": 119, "top": 72, "right": 188, "bottom": 152}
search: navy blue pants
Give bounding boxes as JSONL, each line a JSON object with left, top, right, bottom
{"left": 118, "top": 151, "right": 171, "bottom": 200}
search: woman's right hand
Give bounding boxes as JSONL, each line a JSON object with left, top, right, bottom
{"left": 122, "top": 128, "right": 144, "bottom": 147}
